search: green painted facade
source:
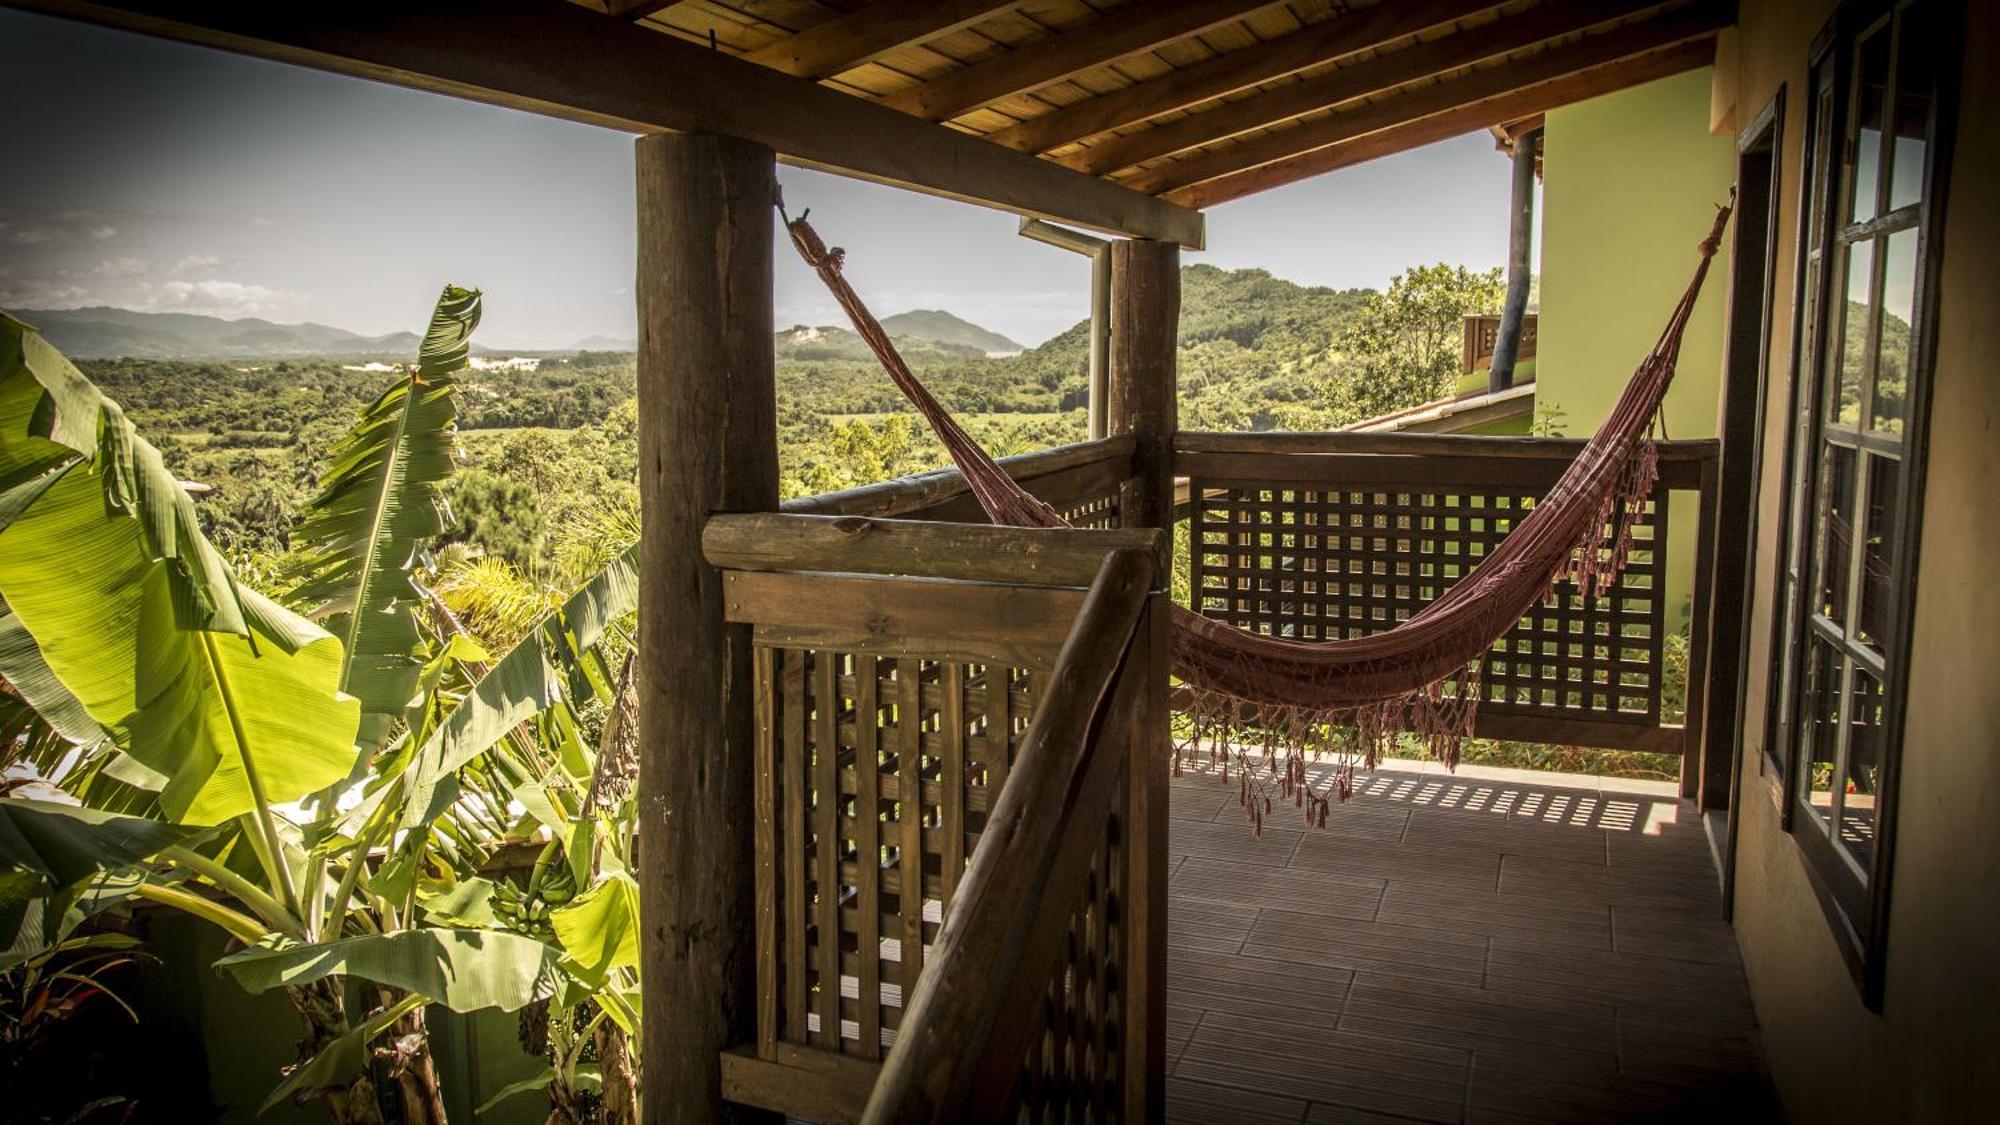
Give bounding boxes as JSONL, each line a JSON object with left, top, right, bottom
{"left": 1535, "top": 67, "right": 1735, "bottom": 630}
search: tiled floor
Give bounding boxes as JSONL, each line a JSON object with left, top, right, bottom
{"left": 1164, "top": 762, "right": 1776, "bottom": 1124}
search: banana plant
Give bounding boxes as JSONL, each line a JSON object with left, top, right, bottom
{"left": 2, "top": 291, "right": 654, "bottom": 1123}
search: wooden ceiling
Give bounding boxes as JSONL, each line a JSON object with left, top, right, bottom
{"left": 594, "top": 0, "right": 1729, "bottom": 208}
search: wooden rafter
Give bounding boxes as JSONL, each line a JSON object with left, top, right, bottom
{"left": 878, "top": 0, "right": 1285, "bottom": 122}
{"left": 983, "top": 0, "right": 1502, "bottom": 156}
{"left": 743, "top": 0, "right": 1026, "bottom": 80}
{"left": 6, "top": 0, "right": 1203, "bottom": 246}
{"left": 1070, "top": 0, "right": 1671, "bottom": 176}
{"left": 1128, "top": 1, "right": 1730, "bottom": 197}
{"left": 1165, "top": 37, "right": 1718, "bottom": 208}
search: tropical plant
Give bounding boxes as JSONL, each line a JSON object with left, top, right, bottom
{"left": 0, "top": 290, "right": 652, "bottom": 1124}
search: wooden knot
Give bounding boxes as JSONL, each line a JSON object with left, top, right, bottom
{"left": 830, "top": 516, "right": 872, "bottom": 537}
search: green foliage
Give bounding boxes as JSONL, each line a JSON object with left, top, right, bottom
{"left": 290, "top": 286, "right": 481, "bottom": 748}
{"left": 0, "top": 313, "right": 362, "bottom": 826}
{"left": 1324, "top": 263, "right": 1505, "bottom": 422}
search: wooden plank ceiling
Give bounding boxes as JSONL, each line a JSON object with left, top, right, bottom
{"left": 594, "top": 0, "right": 1730, "bottom": 208}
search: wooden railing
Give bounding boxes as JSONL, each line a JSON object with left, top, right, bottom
{"left": 704, "top": 509, "right": 1167, "bottom": 1124}
{"left": 864, "top": 547, "right": 1157, "bottom": 1124}
{"left": 1175, "top": 431, "right": 1721, "bottom": 778}
{"left": 1462, "top": 311, "right": 1537, "bottom": 374}
{"left": 783, "top": 433, "right": 1132, "bottom": 527}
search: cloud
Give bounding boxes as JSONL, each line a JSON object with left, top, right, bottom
{"left": 87, "top": 225, "right": 117, "bottom": 241}
{"left": 1, "top": 222, "right": 61, "bottom": 245}
{"left": 153, "top": 279, "right": 303, "bottom": 317}
{"left": 91, "top": 256, "right": 150, "bottom": 279}
{"left": 173, "top": 254, "right": 222, "bottom": 275}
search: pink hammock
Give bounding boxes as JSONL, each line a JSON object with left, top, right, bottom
{"left": 782, "top": 202, "right": 1732, "bottom": 823}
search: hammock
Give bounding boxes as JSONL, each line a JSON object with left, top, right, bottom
{"left": 781, "top": 201, "right": 1732, "bottom": 825}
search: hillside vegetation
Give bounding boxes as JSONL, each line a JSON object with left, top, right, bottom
{"left": 66, "top": 260, "right": 1500, "bottom": 566}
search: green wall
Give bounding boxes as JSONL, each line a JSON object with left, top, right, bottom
{"left": 1536, "top": 67, "right": 1734, "bottom": 631}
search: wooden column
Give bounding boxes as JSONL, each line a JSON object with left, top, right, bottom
{"left": 1107, "top": 236, "right": 1176, "bottom": 1125}
{"left": 1109, "top": 239, "right": 1180, "bottom": 530}
{"left": 635, "top": 131, "right": 780, "bottom": 1123}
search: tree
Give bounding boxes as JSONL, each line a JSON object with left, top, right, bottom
{"left": 1322, "top": 263, "right": 1504, "bottom": 423}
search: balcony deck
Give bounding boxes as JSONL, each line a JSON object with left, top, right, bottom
{"left": 1164, "top": 761, "right": 1775, "bottom": 1124}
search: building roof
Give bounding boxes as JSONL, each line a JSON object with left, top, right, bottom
{"left": 620, "top": 0, "right": 1724, "bottom": 208}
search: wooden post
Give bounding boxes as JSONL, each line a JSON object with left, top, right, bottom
{"left": 635, "top": 131, "right": 780, "bottom": 1123}
{"left": 1107, "top": 236, "right": 1176, "bottom": 1125}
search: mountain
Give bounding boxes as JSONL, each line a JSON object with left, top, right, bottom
{"left": 570, "top": 334, "right": 638, "bottom": 352}
{"left": 774, "top": 322, "right": 987, "bottom": 363}
{"left": 879, "top": 309, "right": 1023, "bottom": 355}
{"left": 10, "top": 306, "right": 423, "bottom": 359}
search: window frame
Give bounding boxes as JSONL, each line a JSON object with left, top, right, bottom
{"left": 1765, "top": 0, "right": 1959, "bottom": 1007}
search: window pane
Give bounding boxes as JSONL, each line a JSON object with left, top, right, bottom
{"left": 1850, "top": 26, "right": 1891, "bottom": 223}
{"left": 1858, "top": 454, "right": 1900, "bottom": 651}
{"left": 1833, "top": 238, "right": 1875, "bottom": 428}
{"left": 1888, "top": 2, "right": 1931, "bottom": 211}
{"left": 1872, "top": 228, "right": 1917, "bottom": 434}
{"left": 1840, "top": 667, "right": 1887, "bottom": 874}
{"left": 1797, "top": 637, "right": 1845, "bottom": 830}
{"left": 1811, "top": 443, "right": 1857, "bottom": 625}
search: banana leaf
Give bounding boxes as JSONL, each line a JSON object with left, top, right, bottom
{"left": 0, "top": 313, "right": 361, "bottom": 824}
{"left": 290, "top": 287, "right": 479, "bottom": 749}
{"left": 216, "top": 927, "right": 563, "bottom": 1013}
{"left": 548, "top": 870, "right": 640, "bottom": 986}
{"left": 402, "top": 546, "right": 638, "bottom": 828}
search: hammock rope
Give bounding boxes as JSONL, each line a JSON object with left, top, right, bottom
{"left": 782, "top": 200, "right": 1733, "bottom": 827}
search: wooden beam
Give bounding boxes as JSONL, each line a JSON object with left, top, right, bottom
{"left": 1149, "top": 25, "right": 1723, "bottom": 205}
{"left": 878, "top": 0, "right": 1284, "bottom": 121}
{"left": 1072, "top": 0, "right": 1668, "bottom": 176}
{"left": 743, "top": 0, "right": 1024, "bottom": 80}
{"left": 983, "top": 0, "right": 1500, "bottom": 156}
{"left": 702, "top": 512, "right": 1162, "bottom": 589}
{"left": 9, "top": 0, "right": 1204, "bottom": 247}
{"left": 635, "top": 131, "right": 779, "bottom": 1124}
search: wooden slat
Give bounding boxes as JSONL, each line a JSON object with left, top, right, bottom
{"left": 16, "top": 0, "right": 1204, "bottom": 246}
{"left": 1162, "top": 34, "right": 1721, "bottom": 206}
{"left": 984, "top": 0, "right": 1501, "bottom": 155}
{"left": 855, "top": 656, "right": 884, "bottom": 1057}
{"left": 877, "top": 0, "right": 1286, "bottom": 121}
{"left": 782, "top": 648, "right": 811, "bottom": 1045}
{"left": 731, "top": 572, "right": 1087, "bottom": 670}
{"left": 940, "top": 663, "right": 967, "bottom": 904}
{"left": 896, "top": 658, "right": 927, "bottom": 994}
{"left": 783, "top": 434, "right": 1134, "bottom": 519}
{"left": 754, "top": 645, "right": 780, "bottom": 1053}
{"left": 1073, "top": 0, "right": 1668, "bottom": 176}
{"left": 704, "top": 512, "right": 1162, "bottom": 589}
{"left": 813, "top": 652, "right": 843, "bottom": 1052}
{"left": 1134, "top": 3, "right": 1727, "bottom": 195}
{"left": 742, "top": 1, "right": 1025, "bottom": 79}
{"left": 721, "top": 1043, "right": 879, "bottom": 1125}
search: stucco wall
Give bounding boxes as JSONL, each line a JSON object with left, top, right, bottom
{"left": 1537, "top": 69, "right": 1736, "bottom": 631}
{"left": 1726, "top": 0, "right": 2000, "bottom": 1119}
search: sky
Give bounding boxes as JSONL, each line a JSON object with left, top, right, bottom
{"left": 0, "top": 8, "right": 1533, "bottom": 351}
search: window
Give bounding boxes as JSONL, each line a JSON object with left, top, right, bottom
{"left": 1769, "top": 0, "right": 1953, "bottom": 1002}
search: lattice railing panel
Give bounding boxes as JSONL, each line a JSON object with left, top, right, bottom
{"left": 758, "top": 647, "right": 1043, "bottom": 1058}
{"left": 1188, "top": 479, "right": 1668, "bottom": 732}
{"left": 1008, "top": 810, "right": 1127, "bottom": 1124}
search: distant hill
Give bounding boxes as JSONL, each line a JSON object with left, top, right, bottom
{"left": 878, "top": 309, "right": 1023, "bottom": 355}
{"left": 10, "top": 306, "right": 425, "bottom": 360}
{"left": 774, "top": 322, "right": 987, "bottom": 363}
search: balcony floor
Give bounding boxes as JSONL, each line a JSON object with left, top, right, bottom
{"left": 1164, "top": 761, "right": 1776, "bottom": 1124}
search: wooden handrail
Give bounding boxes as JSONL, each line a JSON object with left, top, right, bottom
{"left": 860, "top": 547, "right": 1155, "bottom": 1125}
{"left": 703, "top": 512, "right": 1162, "bottom": 589}
{"left": 781, "top": 433, "right": 1136, "bottom": 519}
{"left": 1175, "top": 430, "right": 1719, "bottom": 463}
